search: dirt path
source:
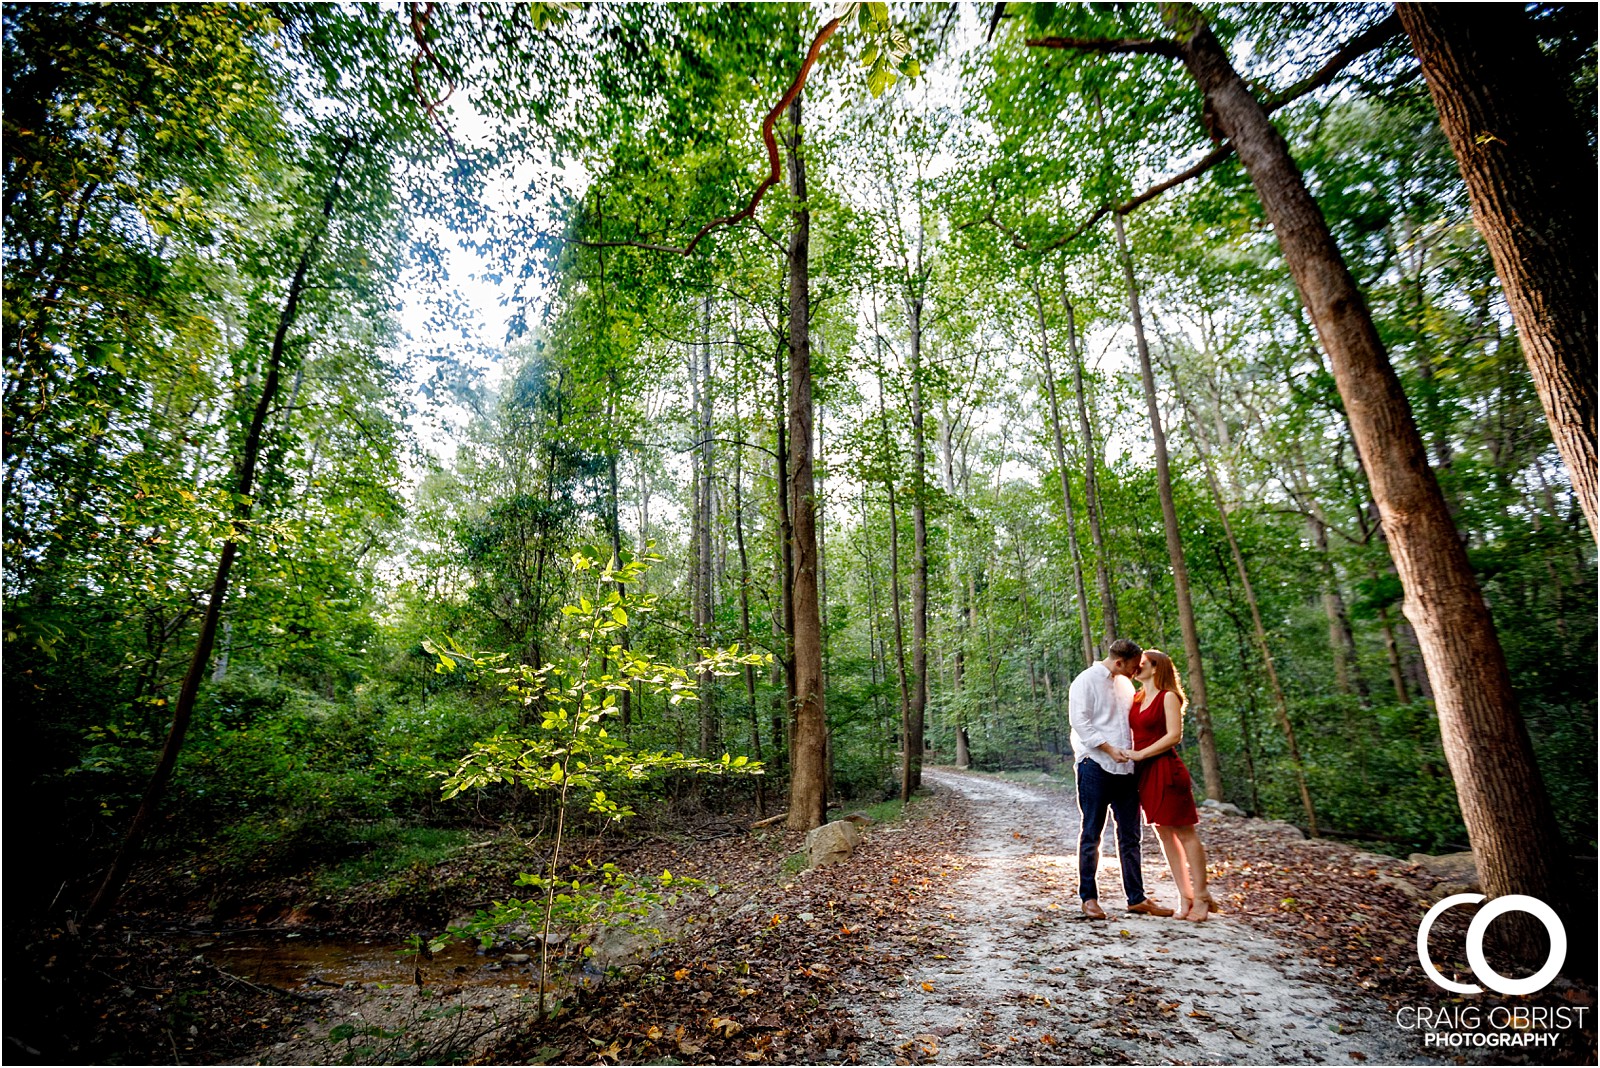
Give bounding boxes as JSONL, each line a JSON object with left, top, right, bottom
{"left": 846, "top": 769, "right": 1432, "bottom": 1065}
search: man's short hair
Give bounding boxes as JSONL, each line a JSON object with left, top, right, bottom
{"left": 1107, "top": 638, "right": 1142, "bottom": 663}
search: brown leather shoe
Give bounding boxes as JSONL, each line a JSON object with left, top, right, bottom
{"left": 1081, "top": 899, "right": 1108, "bottom": 920}
{"left": 1127, "top": 899, "right": 1175, "bottom": 917}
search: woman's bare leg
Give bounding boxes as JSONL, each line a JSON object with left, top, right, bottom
{"left": 1176, "top": 825, "right": 1210, "bottom": 921}
{"left": 1156, "top": 825, "right": 1192, "bottom": 918}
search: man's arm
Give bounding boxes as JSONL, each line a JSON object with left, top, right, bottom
{"left": 1069, "top": 672, "right": 1129, "bottom": 761}
{"left": 1067, "top": 673, "right": 1105, "bottom": 750}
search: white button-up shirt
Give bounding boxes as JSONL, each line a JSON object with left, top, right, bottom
{"left": 1069, "top": 662, "right": 1135, "bottom": 774}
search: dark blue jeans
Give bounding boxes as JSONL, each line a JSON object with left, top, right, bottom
{"left": 1076, "top": 758, "right": 1146, "bottom": 906}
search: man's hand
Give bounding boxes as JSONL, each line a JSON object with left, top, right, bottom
{"left": 1100, "top": 743, "right": 1132, "bottom": 763}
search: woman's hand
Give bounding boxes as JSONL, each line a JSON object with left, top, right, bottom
{"left": 1128, "top": 748, "right": 1145, "bottom": 761}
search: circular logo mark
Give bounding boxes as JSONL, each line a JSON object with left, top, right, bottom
{"left": 1417, "top": 893, "right": 1566, "bottom": 995}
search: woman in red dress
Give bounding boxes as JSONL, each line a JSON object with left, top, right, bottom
{"left": 1128, "top": 649, "right": 1217, "bottom": 921}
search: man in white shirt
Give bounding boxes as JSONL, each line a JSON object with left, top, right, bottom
{"left": 1070, "top": 638, "right": 1172, "bottom": 919}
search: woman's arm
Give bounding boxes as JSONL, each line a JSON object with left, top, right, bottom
{"left": 1132, "top": 692, "right": 1184, "bottom": 760}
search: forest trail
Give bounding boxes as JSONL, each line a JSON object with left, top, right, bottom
{"left": 846, "top": 769, "right": 1431, "bottom": 1065}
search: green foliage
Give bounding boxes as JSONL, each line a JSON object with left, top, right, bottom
{"left": 426, "top": 549, "right": 766, "bottom": 1002}
{"left": 428, "top": 861, "right": 697, "bottom": 955}
{"left": 6, "top": 2, "right": 1594, "bottom": 944}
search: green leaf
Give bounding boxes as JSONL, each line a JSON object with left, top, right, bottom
{"left": 867, "top": 62, "right": 894, "bottom": 98}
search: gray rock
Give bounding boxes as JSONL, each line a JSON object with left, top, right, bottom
{"left": 1200, "top": 799, "right": 1247, "bottom": 817}
{"left": 1257, "top": 819, "right": 1306, "bottom": 840}
{"left": 588, "top": 908, "right": 675, "bottom": 969}
{"left": 804, "top": 819, "right": 861, "bottom": 868}
{"left": 1407, "top": 850, "right": 1478, "bottom": 885}
{"left": 1373, "top": 872, "right": 1424, "bottom": 900}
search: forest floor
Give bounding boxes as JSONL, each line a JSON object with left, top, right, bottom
{"left": 12, "top": 769, "right": 1594, "bottom": 1066}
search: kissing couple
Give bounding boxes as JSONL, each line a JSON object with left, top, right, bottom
{"left": 1068, "top": 638, "right": 1219, "bottom": 922}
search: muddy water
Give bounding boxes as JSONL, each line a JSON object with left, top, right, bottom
{"left": 180, "top": 931, "right": 539, "bottom": 992}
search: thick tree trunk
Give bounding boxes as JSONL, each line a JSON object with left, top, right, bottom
{"left": 783, "top": 95, "right": 827, "bottom": 832}
{"left": 1397, "top": 2, "right": 1597, "bottom": 543}
{"left": 1032, "top": 283, "right": 1096, "bottom": 667}
{"left": 1163, "top": 3, "right": 1566, "bottom": 934}
{"left": 1062, "top": 291, "right": 1119, "bottom": 649}
{"left": 86, "top": 139, "right": 352, "bottom": 923}
{"left": 1112, "top": 210, "right": 1223, "bottom": 800}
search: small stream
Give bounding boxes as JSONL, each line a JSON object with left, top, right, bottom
{"left": 176, "top": 930, "right": 548, "bottom": 993}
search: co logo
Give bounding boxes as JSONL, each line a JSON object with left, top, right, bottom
{"left": 1417, "top": 893, "right": 1566, "bottom": 995}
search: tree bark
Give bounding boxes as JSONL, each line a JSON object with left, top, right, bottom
{"left": 1061, "top": 289, "right": 1119, "bottom": 648}
{"left": 907, "top": 295, "right": 928, "bottom": 794}
{"left": 1167, "top": 353, "right": 1317, "bottom": 834}
{"left": 783, "top": 94, "right": 826, "bottom": 831}
{"left": 1396, "top": 2, "right": 1597, "bottom": 543}
{"left": 1309, "top": 508, "right": 1366, "bottom": 704}
{"left": 1161, "top": 2, "right": 1566, "bottom": 932}
{"left": 772, "top": 334, "right": 794, "bottom": 774}
{"left": 86, "top": 137, "right": 353, "bottom": 923}
{"left": 731, "top": 391, "right": 763, "bottom": 814}
{"left": 696, "top": 295, "right": 717, "bottom": 757}
{"left": 883, "top": 387, "right": 913, "bottom": 805}
{"left": 1112, "top": 210, "right": 1223, "bottom": 800}
{"left": 1032, "top": 283, "right": 1096, "bottom": 668}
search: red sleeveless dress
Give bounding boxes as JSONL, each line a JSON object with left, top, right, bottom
{"left": 1130, "top": 689, "right": 1199, "bottom": 826}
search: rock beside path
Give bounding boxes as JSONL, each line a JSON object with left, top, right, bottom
{"left": 805, "top": 820, "right": 861, "bottom": 868}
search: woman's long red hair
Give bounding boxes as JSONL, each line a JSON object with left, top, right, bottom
{"left": 1145, "top": 649, "right": 1188, "bottom": 710}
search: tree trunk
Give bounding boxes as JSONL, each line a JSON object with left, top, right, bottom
{"left": 907, "top": 295, "right": 928, "bottom": 794}
{"left": 875, "top": 321, "right": 915, "bottom": 805}
{"left": 731, "top": 391, "right": 763, "bottom": 815}
{"left": 1162, "top": 2, "right": 1566, "bottom": 935}
{"left": 86, "top": 138, "right": 353, "bottom": 923}
{"left": 1309, "top": 509, "right": 1367, "bottom": 704}
{"left": 817, "top": 401, "right": 834, "bottom": 805}
{"left": 696, "top": 295, "right": 717, "bottom": 757}
{"left": 1112, "top": 210, "right": 1223, "bottom": 800}
{"left": 1286, "top": 448, "right": 1370, "bottom": 705}
{"left": 1168, "top": 354, "right": 1317, "bottom": 834}
{"left": 1396, "top": 2, "right": 1597, "bottom": 543}
{"left": 606, "top": 427, "right": 633, "bottom": 731}
{"left": 773, "top": 335, "right": 794, "bottom": 773}
{"left": 1062, "top": 290, "right": 1119, "bottom": 649}
{"left": 858, "top": 485, "right": 886, "bottom": 757}
{"left": 1031, "top": 283, "right": 1095, "bottom": 667}
{"left": 783, "top": 94, "right": 826, "bottom": 832}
